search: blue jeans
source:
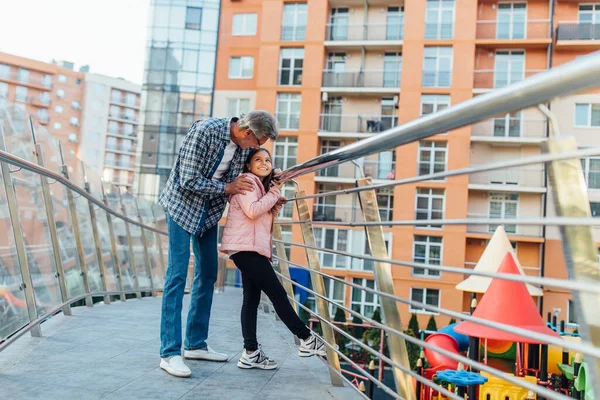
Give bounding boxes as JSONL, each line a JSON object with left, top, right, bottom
{"left": 160, "top": 213, "right": 218, "bottom": 358}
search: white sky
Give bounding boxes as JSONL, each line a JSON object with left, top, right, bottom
{"left": 0, "top": 0, "right": 150, "bottom": 84}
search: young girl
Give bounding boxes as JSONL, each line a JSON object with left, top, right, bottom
{"left": 220, "top": 148, "right": 326, "bottom": 370}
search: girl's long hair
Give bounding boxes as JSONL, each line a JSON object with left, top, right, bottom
{"left": 243, "top": 148, "right": 274, "bottom": 192}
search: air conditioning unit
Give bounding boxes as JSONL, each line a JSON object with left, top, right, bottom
{"left": 322, "top": 92, "right": 328, "bottom": 102}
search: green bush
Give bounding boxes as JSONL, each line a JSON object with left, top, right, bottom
{"left": 352, "top": 315, "right": 365, "bottom": 339}
{"left": 426, "top": 315, "right": 438, "bottom": 332}
{"left": 448, "top": 318, "right": 457, "bottom": 325}
{"left": 334, "top": 307, "right": 346, "bottom": 322}
{"left": 408, "top": 313, "right": 420, "bottom": 336}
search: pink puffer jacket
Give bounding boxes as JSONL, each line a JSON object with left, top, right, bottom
{"left": 219, "top": 173, "right": 283, "bottom": 259}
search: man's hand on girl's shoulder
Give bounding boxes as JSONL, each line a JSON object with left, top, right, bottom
{"left": 226, "top": 175, "right": 255, "bottom": 195}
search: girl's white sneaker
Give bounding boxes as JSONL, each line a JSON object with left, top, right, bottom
{"left": 237, "top": 345, "right": 278, "bottom": 370}
{"left": 299, "top": 334, "right": 327, "bottom": 357}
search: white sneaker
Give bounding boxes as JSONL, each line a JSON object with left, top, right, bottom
{"left": 237, "top": 345, "right": 278, "bottom": 370}
{"left": 183, "top": 345, "right": 229, "bottom": 362}
{"left": 299, "top": 334, "right": 327, "bottom": 357}
{"left": 160, "top": 356, "right": 191, "bottom": 378}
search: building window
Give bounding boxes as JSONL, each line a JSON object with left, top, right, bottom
{"left": 41, "top": 74, "right": 52, "bottom": 88}
{"left": 55, "top": 105, "right": 64, "bottom": 113}
{"left": 591, "top": 202, "right": 600, "bottom": 217}
{"left": 494, "top": 50, "right": 525, "bottom": 88}
{"left": 124, "top": 108, "right": 135, "bottom": 120}
{"left": 282, "top": 3, "right": 307, "bottom": 41}
{"left": 324, "top": 277, "right": 346, "bottom": 315}
{"left": 489, "top": 193, "right": 518, "bottom": 234}
{"left": 279, "top": 183, "right": 295, "bottom": 219}
{"left": 410, "top": 288, "right": 440, "bottom": 314}
{"left": 387, "top": 6, "right": 404, "bottom": 40}
{"left": 383, "top": 52, "right": 402, "bottom": 88}
{"left": 423, "top": 47, "right": 453, "bottom": 87}
{"left": 68, "top": 133, "right": 77, "bottom": 143}
{"left": 581, "top": 157, "right": 600, "bottom": 189}
{"left": 421, "top": 94, "right": 450, "bottom": 116}
{"left": 276, "top": 93, "right": 301, "bottom": 130}
{"left": 185, "top": 7, "right": 203, "bottom": 30}
{"left": 72, "top": 100, "right": 81, "bottom": 110}
{"left": 418, "top": 141, "right": 447, "bottom": 180}
{"left": 579, "top": 4, "right": 600, "bottom": 24}
{"left": 126, "top": 93, "right": 136, "bottom": 106}
{"left": 232, "top": 13, "right": 258, "bottom": 36}
{"left": 314, "top": 228, "right": 350, "bottom": 269}
{"left": 279, "top": 48, "right": 304, "bottom": 86}
{"left": 273, "top": 136, "right": 298, "bottom": 170}
{"left": 70, "top": 117, "right": 79, "bottom": 126}
{"left": 38, "top": 108, "right": 48, "bottom": 123}
{"left": 17, "top": 68, "right": 29, "bottom": 83}
{"left": 328, "top": 8, "right": 349, "bottom": 41}
{"left": 0, "top": 82, "right": 7, "bottom": 99}
{"left": 377, "top": 188, "right": 394, "bottom": 221}
{"left": 416, "top": 188, "right": 445, "bottom": 228}
{"left": 228, "top": 56, "right": 254, "bottom": 79}
{"left": 111, "top": 90, "right": 122, "bottom": 103}
{"left": 76, "top": 78, "right": 82, "bottom": 86}
{"left": 53, "top": 122, "right": 62, "bottom": 130}
{"left": 575, "top": 103, "right": 600, "bottom": 127}
{"left": 0, "top": 64, "right": 9, "bottom": 79}
{"left": 58, "top": 74, "right": 67, "bottom": 83}
{"left": 568, "top": 299, "right": 578, "bottom": 324}
{"left": 15, "top": 86, "right": 27, "bottom": 102}
{"left": 425, "top": 0, "right": 455, "bottom": 39}
{"left": 110, "top": 105, "right": 120, "bottom": 118}
{"left": 351, "top": 278, "right": 379, "bottom": 319}
{"left": 497, "top": 3, "right": 527, "bottom": 40}
{"left": 226, "top": 98, "right": 251, "bottom": 117}
{"left": 413, "top": 235, "right": 442, "bottom": 277}
{"left": 109, "top": 121, "right": 119, "bottom": 134}
{"left": 56, "top": 89, "right": 65, "bottom": 99}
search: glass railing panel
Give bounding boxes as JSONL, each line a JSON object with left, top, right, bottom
{"left": 138, "top": 200, "right": 164, "bottom": 290}
{"left": 120, "top": 193, "right": 150, "bottom": 291}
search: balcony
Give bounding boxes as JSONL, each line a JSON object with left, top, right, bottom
{"left": 324, "top": 23, "right": 404, "bottom": 48}
{"left": 108, "top": 129, "right": 138, "bottom": 139}
{"left": 466, "top": 213, "right": 543, "bottom": 238}
{"left": 473, "top": 70, "right": 544, "bottom": 93}
{"left": 316, "top": 155, "right": 396, "bottom": 183}
{"left": 313, "top": 203, "right": 361, "bottom": 222}
{"left": 470, "top": 117, "right": 547, "bottom": 145}
{"left": 318, "top": 114, "right": 398, "bottom": 138}
{"left": 468, "top": 167, "right": 546, "bottom": 193}
{"left": 0, "top": 71, "right": 53, "bottom": 89}
{"left": 109, "top": 113, "right": 139, "bottom": 124}
{"left": 556, "top": 22, "right": 600, "bottom": 49}
{"left": 322, "top": 70, "right": 401, "bottom": 94}
{"left": 475, "top": 20, "right": 551, "bottom": 48}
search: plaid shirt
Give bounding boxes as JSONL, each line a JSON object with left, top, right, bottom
{"left": 158, "top": 118, "right": 251, "bottom": 236}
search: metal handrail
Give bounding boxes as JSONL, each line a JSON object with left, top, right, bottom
{"left": 278, "top": 53, "right": 600, "bottom": 181}
{"left": 0, "top": 148, "right": 166, "bottom": 236}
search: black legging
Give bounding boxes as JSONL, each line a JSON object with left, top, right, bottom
{"left": 231, "top": 251, "right": 311, "bottom": 351}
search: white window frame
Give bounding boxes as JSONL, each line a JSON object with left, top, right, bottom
{"left": 69, "top": 117, "right": 80, "bottom": 126}
{"left": 273, "top": 136, "right": 298, "bottom": 170}
{"left": 232, "top": 13, "right": 258, "bottom": 36}
{"left": 111, "top": 90, "right": 122, "bottom": 103}
{"left": 279, "top": 183, "right": 295, "bottom": 219}
{"left": 421, "top": 94, "right": 450, "bottom": 135}
{"left": 581, "top": 157, "right": 600, "bottom": 189}
{"left": 276, "top": 93, "right": 301, "bottom": 130}
{"left": 423, "top": 47, "right": 453, "bottom": 88}
{"left": 409, "top": 287, "right": 441, "bottom": 314}
{"left": 226, "top": 98, "right": 251, "bottom": 117}
{"left": 351, "top": 278, "right": 380, "bottom": 318}
{"left": 578, "top": 4, "right": 600, "bottom": 24}
{"left": 575, "top": 103, "right": 600, "bottom": 128}
{"left": 488, "top": 192, "right": 519, "bottom": 234}
{"left": 415, "top": 188, "right": 445, "bottom": 228}
{"left": 497, "top": 3, "right": 528, "bottom": 40}
{"left": 72, "top": 100, "right": 81, "bottom": 110}
{"left": 282, "top": 3, "right": 308, "bottom": 41}
{"left": 53, "top": 122, "right": 62, "bottom": 130}
{"left": 272, "top": 225, "right": 293, "bottom": 266}
{"left": 58, "top": 74, "right": 67, "bottom": 83}
{"left": 126, "top": 93, "right": 137, "bottom": 106}
{"left": 412, "top": 235, "right": 443, "bottom": 277}
{"left": 228, "top": 56, "right": 254, "bottom": 79}
{"left": 56, "top": 88, "right": 65, "bottom": 99}
{"left": 279, "top": 48, "right": 304, "bottom": 86}
{"left": 314, "top": 227, "right": 351, "bottom": 269}
{"left": 324, "top": 276, "right": 346, "bottom": 316}
{"left": 425, "top": 0, "right": 455, "bottom": 40}
{"left": 17, "top": 68, "right": 29, "bottom": 83}
{"left": 494, "top": 50, "right": 525, "bottom": 88}
{"left": 0, "top": 64, "right": 9, "bottom": 79}
{"left": 418, "top": 141, "right": 448, "bottom": 181}
{"left": 15, "top": 86, "right": 27, "bottom": 102}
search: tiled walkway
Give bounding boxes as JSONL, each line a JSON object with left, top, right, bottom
{"left": 0, "top": 288, "right": 360, "bottom": 399}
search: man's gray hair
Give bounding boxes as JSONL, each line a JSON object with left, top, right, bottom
{"left": 238, "top": 110, "right": 279, "bottom": 141}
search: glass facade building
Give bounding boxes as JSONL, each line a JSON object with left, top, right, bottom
{"left": 136, "top": 0, "right": 220, "bottom": 201}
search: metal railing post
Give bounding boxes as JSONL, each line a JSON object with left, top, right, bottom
{"left": 544, "top": 136, "right": 600, "bottom": 394}
{"left": 356, "top": 176, "right": 416, "bottom": 400}
{"left": 134, "top": 199, "right": 156, "bottom": 297}
{"left": 0, "top": 127, "right": 41, "bottom": 336}
{"left": 101, "top": 183, "right": 126, "bottom": 302}
{"left": 82, "top": 163, "right": 110, "bottom": 305}
{"left": 273, "top": 222, "right": 301, "bottom": 345}
{"left": 117, "top": 190, "right": 141, "bottom": 298}
{"left": 57, "top": 143, "right": 93, "bottom": 307}
{"left": 32, "top": 139, "right": 71, "bottom": 316}
{"left": 294, "top": 189, "right": 344, "bottom": 387}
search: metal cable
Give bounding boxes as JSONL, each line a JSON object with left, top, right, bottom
{"left": 285, "top": 148, "right": 600, "bottom": 202}
{"left": 273, "top": 240, "right": 600, "bottom": 294}
{"left": 273, "top": 255, "right": 600, "bottom": 359}
{"left": 278, "top": 273, "right": 572, "bottom": 400}
{"left": 283, "top": 281, "right": 461, "bottom": 400}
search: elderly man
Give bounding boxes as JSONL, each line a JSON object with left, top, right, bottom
{"left": 158, "top": 111, "right": 279, "bottom": 377}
